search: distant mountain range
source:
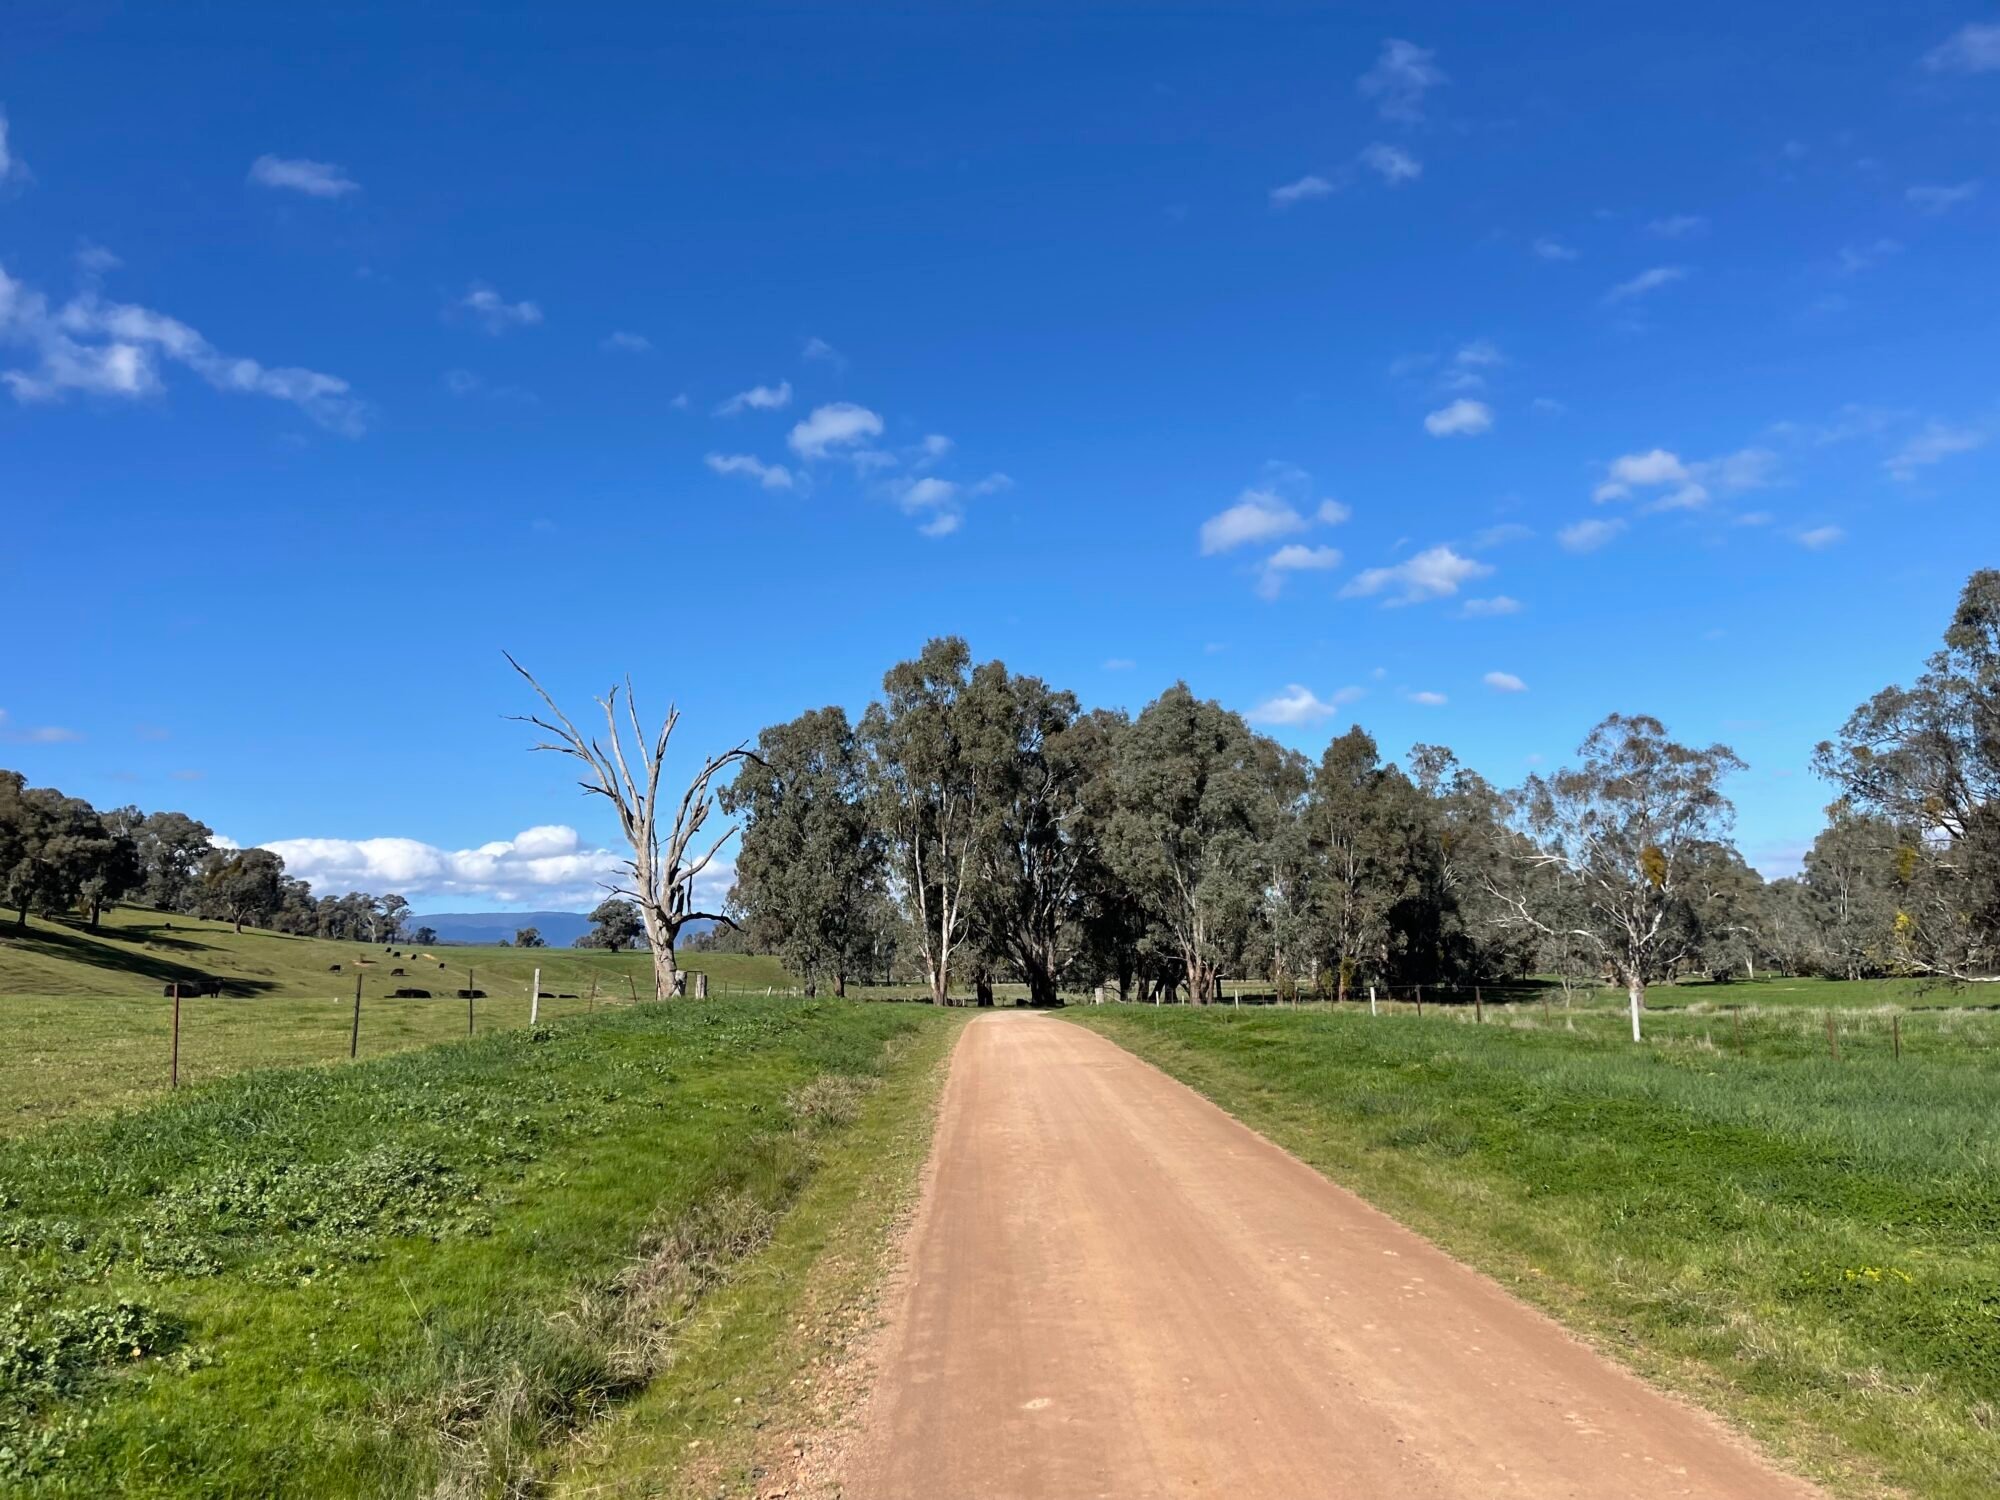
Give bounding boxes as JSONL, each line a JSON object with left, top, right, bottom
{"left": 407, "top": 911, "right": 713, "bottom": 947}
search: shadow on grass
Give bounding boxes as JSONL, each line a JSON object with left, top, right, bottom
{"left": 0, "top": 918, "right": 278, "bottom": 997}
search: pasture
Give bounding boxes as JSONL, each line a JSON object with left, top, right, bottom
{"left": 0, "top": 995, "right": 955, "bottom": 1496}
{"left": 0, "top": 908, "right": 795, "bottom": 1131}
{"left": 1070, "top": 1001, "right": 2000, "bottom": 1499}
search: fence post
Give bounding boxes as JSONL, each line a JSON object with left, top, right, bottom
{"left": 531, "top": 967, "right": 541, "bottom": 1026}
{"left": 1892, "top": 1013, "right": 1901, "bottom": 1061}
{"left": 1825, "top": 1010, "right": 1838, "bottom": 1061}
{"left": 694, "top": 971, "right": 709, "bottom": 1000}
{"left": 170, "top": 982, "right": 182, "bottom": 1091}
{"left": 350, "top": 972, "right": 363, "bottom": 1059}
{"left": 1368, "top": 984, "right": 1377, "bottom": 1016}
{"left": 1541, "top": 993, "right": 1551, "bottom": 1022}
{"left": 1475, "top": 986, "right": 1483, "bottom": 1023}
{"left": 627, "top": 974, "right": 638, "bottom": 1005}
{"left": 1415, "top": 984, "right": 1422, "bottom": 1018}
{"left": 589, "top": 976, "right": 598, "bottom": 1012}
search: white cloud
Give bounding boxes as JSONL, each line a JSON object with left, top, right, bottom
{"left": 443, "top": 368, "right": 534, "bottom": 403}
{"left": 1796, "top": 525, "right": 1845, "bottom": 550}
{"left": 1558, "top": 517, "right": 1625, "bottom": 552}
{"left": 1359, "top": 143, "right": 1421, "bottom": 185}
{"left": 1886, "top": 420, "right": 1987, "bottom": 480}
{"left": 1256, "top": 543, "right": 1343, "bottom": 599}
{"left": 600, "top": 330, "right": 651, "bottom": 354}
{"left": 1482, "top": 670, "right": 1527, "bottom": 693}
{"left": 788, "top": 401, "right": 884, "bottom": 459}
{"left": 1925, "top": 23, "right": 2000, "bottom": 73}
{"left": 0, "top": 263, "right": 366, "bottom": 433}
{"left": 1247, "top": 684, "right": 1361, "bottom": 726}
{"left": 1270, "top": 174, "right": 1335, "bottom": 208}
{"left": 1341, "top": 544, "right": 1492, "bottom": 605}
{"left": 456, "top": 283, "right": 543, "bottom": 333}
{"left": 1604, "top": 266, "right": 1688, "bottom": 304}
{"left": 1424, "top": 398, "right": 1493, "bottom": 437}
{"left": 1316, "top": 498, "right": 1352, "bottom": 525}
{"left": 1461, "top": 595, "right": 1521, "bottom": 618}
{"left": 1200, "top": 490, "right": 1306, "bottom": 554}
{"left": 1104, "top": 658, "right": 1136, "bottom": 671}
{"left": 968, "top": 472, "right": 1013, "bottom": 497}
{"left": 1908, "top": 181, "right": 1980, "bottom": 214}
{"left": 0, "top": 110, "right": 23, "bottom": 185}
{"left": 801, "top": 335, "right": 847, "bottom": 370}
{"left": 1408, "top": 690, "right": 1448, "bottom": 707}
{"left": 716, "top": 380, "right": 792, "bottom": 416}
{"left": 1592, "top": 445, "right": 1775, "bottom": 509}
{"left": 0, "top": 709, "right": 82, "bottom": 744}
{"left": 1646, "top": 214, "right": 1707, "bottom": 239}
{"left": 897, "top": 473, "right": 993, "bottom": 537}
{"left": 1358, "top": 38, "right": 1445, "bottom": 123}
{"left": 260, "top": 824, "right": 644, "bottom": 906}
{"left": 1533, "top": 236, "right": 1578, "bottom": 262}
{"left": 1835, "top": 239, "right": 1902, "bottom": 275}
{"left": 248, "top": 154, "right": 359, "bottom": 198}
{"left": 705, "top": 452, "right": 795, "bottom": 490}
{"left": 918, "top": 513, "right": 961, "bottom": 538}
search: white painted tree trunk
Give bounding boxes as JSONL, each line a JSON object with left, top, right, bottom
{"left": 1369, "top": 984, "right": 1377, "bottom": 1016}
{"left": 1626, "top": 973, "right": 1644, "bottom": 1042}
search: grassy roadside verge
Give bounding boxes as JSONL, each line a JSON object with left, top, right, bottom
{"left": 1066, "top": 1006, "right": 2000, "bottom": 1500}
{"left": 554, "top": 1011, "right": 962, "bottom": 1497}
{"left": 0, "top": 998, "right": 953, "bottom": 1497}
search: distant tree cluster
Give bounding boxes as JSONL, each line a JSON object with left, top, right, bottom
{"left": 719, "top": 572, "right": 2000, "bottom": 1029}
{"left": 0, "top": 783, "right": 418, "bottom": 945}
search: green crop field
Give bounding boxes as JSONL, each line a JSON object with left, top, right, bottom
{"left": 0, "top": 908, "right": 798, "bottom": 1131}
{"left": 0, "top": 995, "right": 958, "bottom": 1497}
{"left": 1068, "top": 1002, "right": 2000, "bottom": 1500}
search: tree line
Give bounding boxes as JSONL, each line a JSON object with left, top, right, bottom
{"left": 0, "top": 784, "right": 438, "bottom": 946}
{"left": 717, "top": 571, "right": 2000, "bottom": 1034}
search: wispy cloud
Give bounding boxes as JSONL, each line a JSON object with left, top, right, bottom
{"left": 600, "top": 330, "right": 651, "bottom": 354}
{"left": 1408, "top": 690, "right": 1448, "bottom": 707}
{"left": 1104, "top": 658, "right": 1135, "bottom": 671}
{"left": 1908, "top": 181, "right": 1980, "bottom": 214}
{"left": 1924, "top": 23, "right": 2000, "bottom": 73}
{"left": 705, "top": 452, "right": 795, "bottom": 490}
{"left": 1482, "top": 670, "right": 1527, "bottom": 693}
{"left": 1247, "top": 684, "right": 1362, "bottom": 726}
{"left": 1270, "top": 174, "right": 1336, "bottom": 208}
{"left": 1358, "top": 38, "right": 1445, "bottom": 123}
{"left": 1255, "top": 543, "right": 1343, "bottom": 599}
{"left": 1200, "top": 491, "right": 1307, "bottom": 554}
{"left": 716, "top": 380, "right": 792, "bottom": 416}
{"left": 1341, "top": 544, "right": 1492, "bottom": 605}
{"left": 1359, "top": 143, "right": 1421, "bottom": 186}
{"left": 801, "top": 335, "right": 847, "bottom": 371}
{"left": 248, "top": 154, "right": 359, "bottom": 198}
{"left": 1533, "top": 236, "right": 1578, "bottom": 262}
{"left": 0, "top": 262, "right": 366, "bottom": 433}
{"left": 0, "top": 109, "right": 26, "bottom": 186}
{"left": 1603, "top": 266, "right": 1688, "bottom": 304}
{"left": 788, "top": 401, "right": 883, "bottom": 459}
{"left": 1646, "top": 214, "right": 1707, "bottom": 239}
{"left": 1424, "top": 398, "right": 1493, "bottom": 437}
{"left": 0, "top": 709, "right": 82, "bottom": 744}
{"left": 1796, "top": 525, "right": 1845, "bottom": 550}
{"left": 1557, "top": 518, "right": 1625, "bottom": 553}
{"left": 1591, "top": 446, "right": 1775, "bottom": 509}
{"left": 455, "top": 283, "right": 543, "bottom": 334}
{"left": 1834, "top": 239, "right": 1902, "bottom": 275}
{"left": 1885, "top": 420, "right": 1987, "bottom": 480}
{"left": 1461, "top": 595, "right": 1521, "bottom": 618}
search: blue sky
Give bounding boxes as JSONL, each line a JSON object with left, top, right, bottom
{"left": 3, "top": 3, "right": 1997, "bottom": 911}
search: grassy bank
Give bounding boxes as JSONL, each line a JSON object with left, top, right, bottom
{"left": 0, "top": 997, "right": 952, "bottom": 1497}
{"left": 0, "top": 908, "right": 795, "bottom": 1130}
{"left": 1068, "top": 1004, "right": 2000, "bottom": 1500}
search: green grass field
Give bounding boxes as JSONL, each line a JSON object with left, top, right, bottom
{"left": 0, "top": 995, "right": 956, "bottom": 1497}
{"left": 1068, "top": 1002, "right": 2000, "bottom": 1500}
{"left": 0, "top": 908, "right": 797, "bottom": 1131}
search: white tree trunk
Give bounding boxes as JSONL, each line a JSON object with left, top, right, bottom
{"left": 1626, "top": 972, "right": 1644, "bottom": 1042}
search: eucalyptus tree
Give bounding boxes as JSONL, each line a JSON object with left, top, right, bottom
{"left": 861, "top": 638, "right": 995, "bottom": 1006}
{"left": 1301, "top": 727, "right": 1402, "bottom": 999}
{"left": 1487, "top": 713, "right": 1745, "bottom": 1041}
{"left": 508, "top": 654, "right": 753, "bottom": 1000}
{"left": 1815, "top": 569, "right": 2000, "bottom": 980}
{"left": 1105, "top": 684, "right": 1291, "bottom": 1004}
{"left": 133, "top": 809, "right": 215, "bottom": 912}
{"left": 579, "top": 897, "right": 645, "bottom": 952}
{"left": 201, "top": 847, "right": 287, "bottom": 933}
{"left": 721, "top": 704, "right": 884, "bottom": 996}
{"left": 1795, "top": 807, "right": 1912, "bottom": 978}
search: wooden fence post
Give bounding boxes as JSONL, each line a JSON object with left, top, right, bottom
{"left": 350, "top": 972, "right": 363, "bottom": 1059}
{"left": 1415, "top": 985, "right": 1423, "bottom": 1018}
{"left": 170, "top": 982, "right": 182, "bottom": 1091}
{"left": 1475, "top": 986, "right": 1484, "bottom": 1023}
{"left": 531, "top": 967, "right": 541, "bottom": 1026}
{"left": 589, "top": 976, "right": 598, "bottom": 1012}
{"left": 1892, "top": 1013, "right": 1901, "bottom": 1061}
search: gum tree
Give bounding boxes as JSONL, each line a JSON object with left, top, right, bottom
{"left": 1488, "top": 713, "right": 1744, "bottom": 1041}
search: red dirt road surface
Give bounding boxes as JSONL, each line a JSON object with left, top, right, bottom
{"left": 838, "top": 1012, "right": 1825, "bottom": 1500}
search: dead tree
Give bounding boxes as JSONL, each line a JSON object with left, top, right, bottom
{"left": 507, "top": 653, "right": 754, "bottom": 1000}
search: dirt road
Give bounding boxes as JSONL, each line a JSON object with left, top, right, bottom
{"left": 838, "top": 1012, "right": 1824, "bottom": 1500}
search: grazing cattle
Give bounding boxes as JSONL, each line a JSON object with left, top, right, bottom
{"left": 164, "top": 979, "right": 225, "bottom": 997}
{"left": 391, "top": 988, "right": 432, "bottom": 999}
{"left": 455, "top": 988, "right": 487, "bottom": 1000}
{"left": 328, "top": 964, "right": 342, "bottom": 973}
{"left": 390, "top": 967, "right": 406, "bottom": 976}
